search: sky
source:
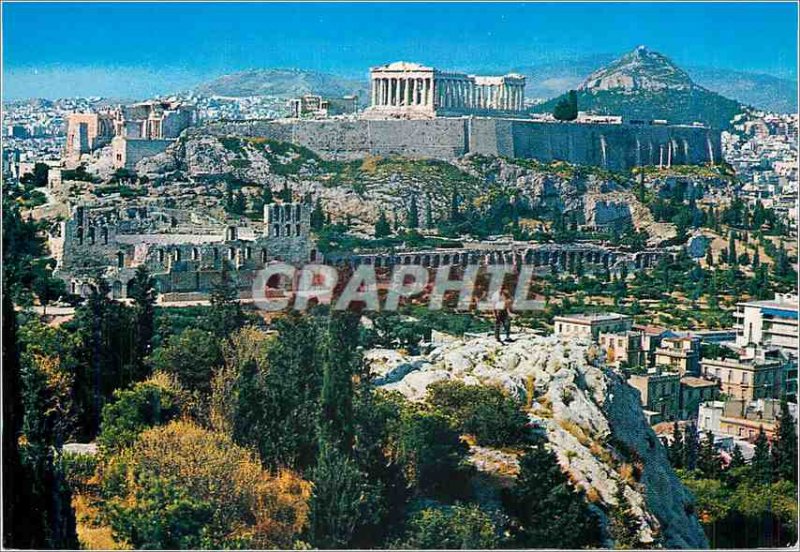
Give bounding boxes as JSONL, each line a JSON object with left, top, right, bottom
{"left": 3, "top": 2, "right": 798, "bottom": 99}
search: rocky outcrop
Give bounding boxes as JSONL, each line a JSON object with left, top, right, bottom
{"left": 366, "top": 333, "right": 708, "bottom": 549}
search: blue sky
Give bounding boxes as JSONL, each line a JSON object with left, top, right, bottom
{"left": 4, "top": 2, "right": 798, "bottom": 99}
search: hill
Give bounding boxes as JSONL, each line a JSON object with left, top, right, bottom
{"left": 531, "top": 46, "right": 747, "bottom": 129}
{"left": 193, "top": 68, "right": 368, "bottom": 99}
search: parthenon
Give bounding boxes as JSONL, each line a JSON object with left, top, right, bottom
{"left": 364, "top": 61, "right": 526, "bottom": 119}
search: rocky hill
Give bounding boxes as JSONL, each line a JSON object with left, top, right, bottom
{"left": 193, "top": 68, "right": 368, "bottom": 99}
{"left": 366, "top": 333, "right": 708, "bottom": 548}
{"left": 136, "top": 133, "right": 675, "bottom": 243}
{"left": 532, "top": 46, "right": 746, "bottom": 129}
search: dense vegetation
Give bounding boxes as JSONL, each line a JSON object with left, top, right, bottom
{"left": 664, "top": 417, "right": 797, "bottom": 548}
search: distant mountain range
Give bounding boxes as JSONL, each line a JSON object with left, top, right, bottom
{"left": 190, "top": 47, "right": 796, "bottom": 117}
{"left": 193, "top": 68, "right": 368, "bottom": 99}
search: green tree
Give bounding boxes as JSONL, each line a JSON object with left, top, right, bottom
{"left": 374, "top": 209, "right": 391, "bottom": 238}
{"left": 608, "top": 482, "right": 642, "bottom": 549}
{"left": 426, "top": 380, "right": 528, "bottom": 447}
{"left": 729, "top": 444, "right": 746, "bottom": 469}
{"left": 389, "top": 405, "right": 469, "bottom": 499}
{"left": 553, "top": 90, "right": 579, "bottom": 121}
{"left": 308, "top": 441, "right": 380, "bottom": 549}
{"left": 503, "top": 434, "right": 601, "bottom": 548}
{"left": 150, "top": 328, "right": 222, "bottom": 395}
{"left": 667, "top": 422, "right": 684, "bottom": 468}
{"left": 311, "top": 197, "right": 325, "bottom": 231}
{"left": 397, "top": 503, "right": 501, "bottom": 549}
{"left": 407, "top": 196, "right": 419, "bottom": 229}
{"left": 319, "top": 312, "right": 360, "bottom": 451}
{"left": 697, "top": 431, "right": 721, "bottom": 478}
{"left": 728, "top": 232, "right": 737, "bottom": 266}
{"left": 20, "top": 162, "right": 50, "bottom": 187}
{"left": 97, "top": 374, "right": 184, "bottom": 454}
{"left": 128, "top": 265, "right": 156, "bottom": 376}
{"left": 771, "top": 399, "right": 797, "bottom": 483}
{"left": 750, "top": 426, "right": 773, "bottom": 485}
{"left": 230, "top": 314, "right": 323, "bottom": 471}
{"left": 682, "top": 424, "right": 698, "bottom": 470}
{"left": 205, "top": 262, "right": 245, "bottom": 340}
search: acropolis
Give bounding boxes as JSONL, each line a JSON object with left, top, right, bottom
{"left": 364, "top": 61, "right": 526, "bottom": 119}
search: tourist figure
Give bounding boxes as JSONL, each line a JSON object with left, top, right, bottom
{"left": 493, "top": 288, "right": 512, "bottom": 343}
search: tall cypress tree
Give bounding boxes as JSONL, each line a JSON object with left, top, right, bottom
{"left": 206, "top": 261, "right": 244, "bottom": 340}
{"left": 697, "top": 431, "right": 721, "bottom": 478}
{"left": 728, "top": 232, "right": 737, "bottom": 266}
{"left": 608, "top": 482, "right": 642, "bottom": 549}
{"left": 407, "top": 196, "right": 419, "bottom": 230}
{"left": 667, "top": 421, "right": 684, "bottom": 468}
{"left": 682, "top": 423, "right": 698, "bottom": 471}
{"left": 128, "top": 265, "right": 156, "bottom": 378}
{"left": 503, "top": 434, "right": 601, "bottom": 548}
{"left": 750, "top": 426, "right": 773, "bottom": 485}
{"left": 318, "top": 312, "right": 360, "bottom": 451}
{"left": 771, "top": 399, "right": 797, "bottom": 483}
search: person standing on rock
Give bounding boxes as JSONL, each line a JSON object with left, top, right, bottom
{"left": 493, "top": 288, "right": 513, "bottom": 343}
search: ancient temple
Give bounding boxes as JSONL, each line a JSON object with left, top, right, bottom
{"left": 364, "top": 61, "right": 526, "bottom": 119}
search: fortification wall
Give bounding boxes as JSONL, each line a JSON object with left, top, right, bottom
{"left": 114, "top": 137, "right": 175, "bottom": 169}
{"left": 199, "top": 117, "right": 722, "bottom": 169}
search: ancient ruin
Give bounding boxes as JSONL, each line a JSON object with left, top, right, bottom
{"left": 364, "top": 61, "right": 526, "bottom": 119}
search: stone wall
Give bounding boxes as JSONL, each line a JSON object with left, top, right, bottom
{"left": 113, "top": 137, "right": 176, "bottom": 169}
{"left": 198, "top": 117, "right": 721, "bottom": 170}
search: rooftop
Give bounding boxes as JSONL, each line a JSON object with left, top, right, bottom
{"left": 680, "top": 376, "right": 718, "bottom": 388}
{"left": 555, "top": 312, "right": 629, "bottom": 323}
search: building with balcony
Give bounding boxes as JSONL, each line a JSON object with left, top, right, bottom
{"left": 654, "top": 336, "right": 701, "bottom": 376}
{"left": 599, "top": 330, "right": 646, "bottom": 368}
{"left": 734, "top": 293, "right": 798, "bottom": 401}
{"left": 699, "top": 398, "right": 797, "bottom": 442}
{"left": 553, "top": 313, "right": 632, "bottom": 341}
{"left": 701, "top": 348, "right": 785, "bottom": 401}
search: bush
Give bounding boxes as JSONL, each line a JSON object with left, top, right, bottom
{"left": 101, "top": 420, "right": 311, "bottom": 549}
{"left": 97, "top": 373, "right": 184, "bottom": 454}
{"left": 396, "top": 502, "right": 502, "bottom": 549}
{"left": 427, "top": 380, "right": 529, "bottom": 447}
{"left": 149, "top": 328, "right": 222, "bottom": 393}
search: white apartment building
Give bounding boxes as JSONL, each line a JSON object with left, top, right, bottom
{"left": 735, "top": 293, "right": 798, "bottom": 401}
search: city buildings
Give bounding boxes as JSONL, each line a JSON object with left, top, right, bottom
{"left": 701, "top": 348, "right": 785, "bottom": 401}
{"left": 699, "top": 398, "right": 797, "bottom": 442}
{"left": 654, "top": 336, "right": 701, "bottom": 376}
{"left": 599, "top": 330, "right": 647, "bottom": 368}
{"left": 734, "top": 293, "right": 798, "bottom": 401}
{"left": 554, "top": 313, "right": 633, "bottom": 340}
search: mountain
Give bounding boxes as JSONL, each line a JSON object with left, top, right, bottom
{"left": 512, "top": 54, "right": 796, "bottom": 113}
{"left": 687, "top": 67, "right": 797, "bottom": 114}
{"left": 531, "top": 46, "right": 748, "bottom": 128}
{"left": 193, "top": 68, "right": 369, "bottom": 99}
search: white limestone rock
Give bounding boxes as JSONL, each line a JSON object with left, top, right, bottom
{"left": 368, "top": 333, "right": 708, "bottom": 549}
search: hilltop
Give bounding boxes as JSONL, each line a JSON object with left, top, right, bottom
{"left": 532, "top": 46, "right": 747, "bottom": 129}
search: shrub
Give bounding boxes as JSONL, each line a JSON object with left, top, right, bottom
{"left": 101, "top": 420, "right": 311, "bottom": 549}
{"left": 427, "top": 380, "right": 529, "bottom": 447}
{"left": 97, "top": 373, "right": 185, "bottom": 454}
